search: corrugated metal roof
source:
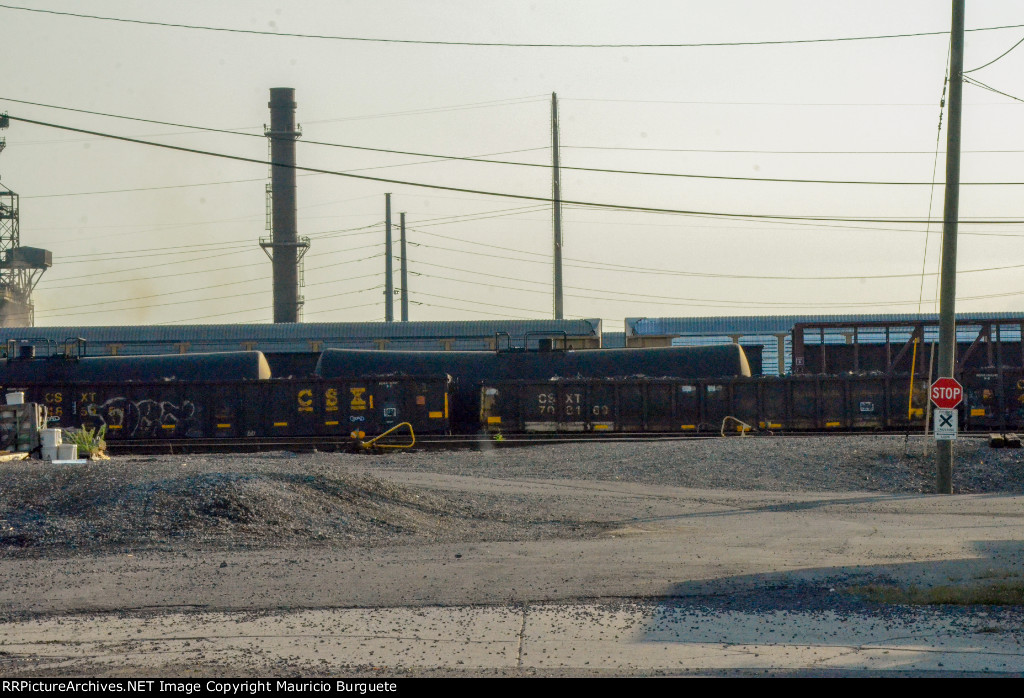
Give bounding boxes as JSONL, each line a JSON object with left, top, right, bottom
{"left": 0, "top": 320, "right": 602, "bottom": 355}
{"left": 601, "top": 331, "right": 627, "bottom": 348}
{"left": 627, "top": 313, "right": 1024, "bottom": 336}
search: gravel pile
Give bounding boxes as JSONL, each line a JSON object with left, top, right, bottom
{"left": 2, "top": 435, "right": 1021, "bottom": 557}
{"left": 0, "top": 452, "right": 594, "bottom": 557}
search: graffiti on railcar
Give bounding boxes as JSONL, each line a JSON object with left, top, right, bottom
{"left": 80, "top": 396, "right": 200, "bottom": 437}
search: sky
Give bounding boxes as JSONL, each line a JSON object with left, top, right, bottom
{"left": 1, "top": 1, "right": 1023, "bottom": 332}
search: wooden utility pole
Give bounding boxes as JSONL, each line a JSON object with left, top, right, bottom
{"left": 551, "top": 92, "right": 564, "bottom": 320}
{"left": 400, "top": 212, "right": 409, "bottom": 322}
{"left": 385, "top": 193, "right": 393, "bottom": 322}
{"left": 936, "top": 0, "right": 965, "bottom": 494}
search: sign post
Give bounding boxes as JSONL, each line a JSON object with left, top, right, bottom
{"left": 930, "top": 377, "right": 963, "bottom": 444}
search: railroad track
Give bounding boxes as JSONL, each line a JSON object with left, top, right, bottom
{"left": 104, "top": 429, "right": 993, "bottom": 455}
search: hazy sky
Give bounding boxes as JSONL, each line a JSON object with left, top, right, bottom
{"left": 1, "top": 1, "right": 1023, "bottom": 331}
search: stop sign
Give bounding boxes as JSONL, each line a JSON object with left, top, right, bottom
{"left": 930, "top": 377, "right": 964, "bottom": 409}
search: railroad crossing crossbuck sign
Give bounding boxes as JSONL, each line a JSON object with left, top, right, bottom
{"left": 930, "top": 377, "right": 963, "bottom": 410}
{"left": 934, "top": 409, "right": 958, "bottom": 441}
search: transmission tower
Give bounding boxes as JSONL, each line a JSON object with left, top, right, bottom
{"left": 0, "top": 113, "right": 52, "bottom": 327}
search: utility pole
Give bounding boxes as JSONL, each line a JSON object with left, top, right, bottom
{"left": 385, "top": 193, "right": 393, "bottom": 322}
{"left": 551, "top": 92, "right": 564, "bottom": 320}
{"left": 400, "top": 212, "right": 409, "bottom": 322}
{"left": 936, "top": 0, "right": 965, "bottom": 494}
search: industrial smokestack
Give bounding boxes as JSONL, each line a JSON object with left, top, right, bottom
{"left": 262, "top": 87, "right": 307, "bottom": 323}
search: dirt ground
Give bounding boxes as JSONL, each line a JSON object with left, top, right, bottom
{"left": 3, "top": 436, "right": 1024, "bottom": 676}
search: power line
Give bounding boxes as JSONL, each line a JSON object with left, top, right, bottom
{"left": 412, "top": 263, "right": 1024, "bottom": 310}
{"left": 2, "top": 4, "right": 1020, "bottom": 47}
{"left": 411, "top": 291, "right": 549, "bottom": 315}
{"left": 302, "top": 300, "right": 383, "bottom": 318}
{"left": 963, "top": 75, "right": 1024, "bottom": 105}
{"left": 408, "top": 229, "right": 1024, "bottom": 278}
{"left": 41, "top": 243, "right": 382, "bottom": 288}
{"left": 0, "top": 95, "right": 547, "bottom": 143}
{"left": 154, "top": 306, "right": 271, "bottom": 325}
{"left": 299, "top": 96, "right": 548, "bottom": 122}
{"left": 564, "top": 145, "right": 1024, "bottom": 155}
{"left": 38, "top": 269, "right": 387, "bottom": 316}
{"left": 11, "top": 113, "right": 1024, "bottom": 224}
{"left": 58, "top": 242, "right": 254, "bottom": 264}
{"left": 42, "top": 283, "right": 385, "bottom": 320}
{"left": 559, "top": 204, "right": 1024, "bottom": 238}
{"left": 409, "top": 256, "right": 1024, "bottom": 304}
{"left": 13, "top": 96, "right": 1024, "bottom": 186}
{"left": 965, "top": 33, "right": 1024, "bottom": 73}
{"left": 23, "top": 176, "right": 267, "bottom": 199}
{"left": 411, "top": 300, "right": 551, "bottom": 321}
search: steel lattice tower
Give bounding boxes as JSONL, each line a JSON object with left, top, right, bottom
{"left": 0, "top": 114, "right": 51, "bottom": 327}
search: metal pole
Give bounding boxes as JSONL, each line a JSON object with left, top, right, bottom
{"left": 551, "top": 92, "right": 564, "bottom": 320}
{"left": 385, "top": 193, "right": 393, "bottom": 322}
{"left": 266, "top": 88, "right": 300, "bottom": 323}
{"left": 400, "top": 212, "right": 409, "bottom": 322}
{"left": 936, "top": 0, "right": 965, "bottom": 494}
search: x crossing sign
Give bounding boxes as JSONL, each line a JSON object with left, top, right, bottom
{"left": 934, "top": 408, "right": 958, "bottom": 441}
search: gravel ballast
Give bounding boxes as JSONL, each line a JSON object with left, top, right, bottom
{"left": 1, "top": 434, "right": 1022, "bottom": 558}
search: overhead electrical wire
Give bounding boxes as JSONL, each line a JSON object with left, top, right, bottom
{"left": 407, "top": 229, "right": 1024, "bottom": 280}
{"left": 964, "top": 33, "right": 1024, "bottom": 73}
{"left": 409, "top": 263, "right": 1024, "bottom": 310}
{"left": 23, "top": 176, "right": 269, "bottom": 199}
{"left": 37, "top": 268, "right": 388, "bottom": 316}
{"left": 916, "top": 44, "right": 951, "bottom": 316}
{"left": 963, "top": 75, "right": 1024, "bottom": 105}
{"left": 10, "top": 96, "right": 1024, "bottom": 186}
{"left": 409, "top": 301, "right": 554, "bottom": 321}
{"left": 300, "top": 96, "right": 548, "bottom": 123}
{"left": 302, "top": 301, "right": 383, "bottom": 319}
{"left": 36, "top": 276, "right": 270, "bottom": 314}
{"left": 10, "top": 113, "right": 1024, "bottom": 224}
{"left": 42, "top": 282, "right": 386, "bottom": 320}
{"left": 563, "top": 145, "right": 1024, "bottom": 155}
{"left": 155, "top": 306, "right": 270, "bottom": 325}
{"left": 59, "top": 242, "right": 255, "bottom": 264}
{"left": 53, "top": 222, "right": 383, "bottom": 262}
{"left": 410, "top": 292, "right": 549, "bottom": 317}
{"left": 41, "top": 245, "right": 382, "bottom": 288}
{"left": 408, "top": 256, "right": 1024, "bottom": 306}
{"left": 2, "top": 4, "right": 1021, "bottom": 47}
{"left": 559, "top": 204, "right": 1024, "bottom": 239}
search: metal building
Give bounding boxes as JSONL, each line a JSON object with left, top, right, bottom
{"left": 627, "top": 313, "right": 1024, "bottom": 376}
{"left": 0, "top": 318, "right": 604, "bottom": 357}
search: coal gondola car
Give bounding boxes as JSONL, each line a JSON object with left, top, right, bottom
{"left": 0, "top": 351, "right": 272, "bottom": 439}
{"left": 0, "top": 349, "right": 453, "bottom": 441}
{"left": 316, "top": 344, "right": 751, "bottom": 432}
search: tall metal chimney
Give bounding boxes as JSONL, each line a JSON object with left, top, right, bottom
{"left": 260, "top": 88, "right": 308, "bottom": 323}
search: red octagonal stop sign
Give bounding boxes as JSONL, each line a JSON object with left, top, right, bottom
{"left": 931, "top": 377, "right": 964, "bottom": 409}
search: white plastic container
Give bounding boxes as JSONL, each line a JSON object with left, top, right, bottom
{"left": 40, "top": 429, "right": 62, "bottom": 448}
{"left": 57, "top": 444, "right": 78, "bottom": 461}
{"left": 6, "top": 391, "right": 23, "bottom": 405}
{"left": 41, "top": 445, "right": 58, "bottom": 462}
